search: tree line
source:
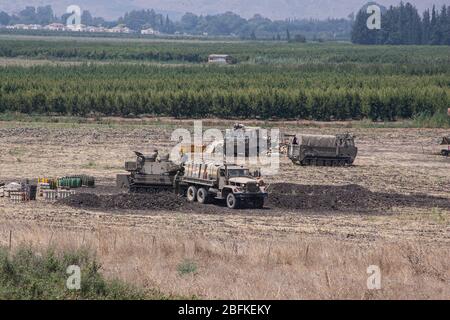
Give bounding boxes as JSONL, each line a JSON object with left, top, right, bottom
{"left": 352, "top": 2, "right": 450, "bottom": 45}
{"left": 0, "top": 5, "right": 350, "bottom": 40}
{"left": 0, "top": 63, "right": 447, "bottom": 121}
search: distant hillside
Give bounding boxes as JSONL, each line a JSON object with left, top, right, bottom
{"left": 1, "top": 0, "right": 448, "bottom": 20}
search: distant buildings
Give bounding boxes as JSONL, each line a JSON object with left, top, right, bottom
{"left": 6, "top": 24, "right": 43, "bottom": 30}
{"left": 0, "top": 23, "right": 143, "bottom": 34}
{"left": 108, "top": 25, "right": 132, "bottom": 34}
{"left": 45, "top": 23, "right": 66, "bottom": 31}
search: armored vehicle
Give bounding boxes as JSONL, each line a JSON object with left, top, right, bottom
{"left": 288, "top": 134, "right": 357, "bottom": 166}
{"left": 178, "top": 161, "right": 267, "bottom": 209}
{"left": 223, "top": 123, "right": 269, "bottom": 157}
{"left": 441, "top": 136, "right": 450, "bottom": 156}
{"left": 117, "top": 151, "right": 182, "bottom": 192}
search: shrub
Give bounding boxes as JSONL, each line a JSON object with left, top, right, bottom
{"left": 0, "top": 246, "right": 148, "bottom": 300}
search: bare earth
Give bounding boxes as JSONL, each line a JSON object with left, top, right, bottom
{"left": 0, "top": 120, "right": 449, "bottom": 299}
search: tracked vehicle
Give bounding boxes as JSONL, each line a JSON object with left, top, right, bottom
{"left": 116, "top": 151, "right": 182, "bottom": 192}
{"left": 288, "top": 133, "right": 357, "bottom": 166}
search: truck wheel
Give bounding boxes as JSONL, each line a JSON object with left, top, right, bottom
{"left": 197, "top": 188, "right": 209, "bottom": 204}
{"left": 254, "top": 198, "right": 264, "bottom": 209}
{"left": 226, "top": 193, "right": 240, "bottom": 209}
{"left": 187, "top": 186, "right": 197, "bottom": 202}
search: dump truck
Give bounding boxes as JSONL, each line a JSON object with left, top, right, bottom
{"left": 288, "top": 133, "right": 357, "bottom": 166}
{"left": 177, "top": 161, "right": 267, "bottom": 209}
{"left": 116, "top": 151, "right": 182, "bottom": 192}
{"left": 441, "top": 136, "right": 450, "bottom": 156}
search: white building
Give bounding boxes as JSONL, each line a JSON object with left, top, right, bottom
{"left": 141, "top": 27, "right": 159, "bottom": 35}
{"left": 109, "top": 26, "right": 132, "bottom": 33}
{"left": 45, "top": 23, "right": 66, "bottom": 31}
{"left": 208, "top": 54, "right": 233, "bottom": 64}
{"left": 66, "top": 24, "right": 85, "bottom": 32}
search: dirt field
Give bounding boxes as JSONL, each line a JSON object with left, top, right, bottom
{"left": 0, "top": 120, "right": 449, "bottom": 299}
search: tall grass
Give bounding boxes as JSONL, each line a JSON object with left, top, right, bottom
{"left": 1, "top": 223, "right": 449, "bottom": 300}
{"left": 0, "top": 246, "right": 165, "bottom": 300}
{"left": 413, "top": 111, "right": 450, "bottom": 128}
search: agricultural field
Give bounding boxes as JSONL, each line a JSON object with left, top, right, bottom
{"left": 0, "top": 36, "right": 449, "bottom": 300}
{"left": 0, "top": 119, "right": 449, "bottom": 299}
{"left": 0, "top": 36, "right": 449, "bottom": 122}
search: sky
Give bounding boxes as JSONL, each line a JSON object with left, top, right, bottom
{"left": 0, "top": 0, "right": 448, "bottom": 20}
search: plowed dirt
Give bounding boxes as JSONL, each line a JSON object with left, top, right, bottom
{"left": 58, "top": 191, "right": 185, "bottom": 211}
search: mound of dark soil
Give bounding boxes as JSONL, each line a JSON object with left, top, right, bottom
{"left": 59, "top": 192, "right": 185, "bottom": 211}
{"left": 267, "top": 183, "right": 377, "bottom": 211}
{"left": 267, "top": 183, "right": 450, "bottom": 212}
{"left": 59, "top": 183, "right": 450, "bottom": 214}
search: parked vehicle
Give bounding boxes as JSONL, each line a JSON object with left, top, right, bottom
{"left": 287, "top": 133, "right": 358, "bottom": 166}
{"left": 178, "top": 161, "right": 267, "bottom": 209}
{"left": 117, "top": 151, "right": 267, "bottom": 209}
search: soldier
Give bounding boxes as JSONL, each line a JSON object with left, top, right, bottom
{"left": 148, "top": 149, "right": 158, "bottom": 162}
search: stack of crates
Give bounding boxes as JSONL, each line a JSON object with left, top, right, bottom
{"left": 43, "top": 190, "right": 57, "bottom": 201}
{"left": 57, "top": 189, "right": 76, "bottom": 199}
{"left": 10, "top": 191, "right": 26, "bottom": 203}
{"left": 43, "top": 189, "right": 75, "bottom": 201}
{"left": 38, "top": 178, "right": 57, "bottom": 197}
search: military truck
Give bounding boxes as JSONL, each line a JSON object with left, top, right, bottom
{"left": 177, "top": 161, "right": 267, "bottom": 209}
{"left": 288, "top": 133, "right": 357, "bottom": 166}
{"left": 441, "top": 136, "right": 450, "bottom": 156}
{"left": 117, "top": 151, "right": 182, "bottom": 192}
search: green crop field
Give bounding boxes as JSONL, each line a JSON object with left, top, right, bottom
{"left": 0, "top": 36, "right": 448, "bottom": 122}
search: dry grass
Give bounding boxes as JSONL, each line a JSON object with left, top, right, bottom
{"left": 0, "top": 222, "right": 448, "bottom": 300}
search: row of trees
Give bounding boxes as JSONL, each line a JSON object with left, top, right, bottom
{"left": 117, "top": 10, "right": 176, "bottom": 34}
{"left": 352, "top": 2, "right": 450, "bottom": 45}
{"left": 0, "top": 5, "right": 110, "bottom": 27}
{"left": 0, "top": 89, "right": 446, "bottom": 121}
{"left": 0, "top": 5, "right": 350, "bottom": 40}
{"left": 3, "top": 38, "right": 448, "bottom": 65}
{"left": 0, "top": 60, "right": 447, "bottom": 121}
{"left": 176, "top": 12, "right": 350, "bottom": 40}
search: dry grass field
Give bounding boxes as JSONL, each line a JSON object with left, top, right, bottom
{"left": 0, "top": 119, "right": 449, "bottom": 299}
